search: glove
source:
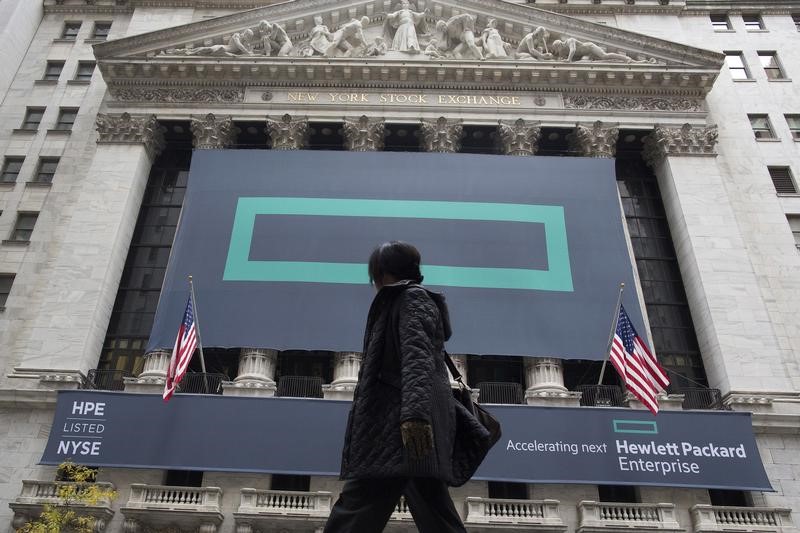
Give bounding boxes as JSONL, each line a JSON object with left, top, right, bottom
{"left": 400, "top": 419, "right": 434, "bottom": 460}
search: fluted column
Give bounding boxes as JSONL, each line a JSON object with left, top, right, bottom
{"left": 191, "top": 113, "right": 237, "bottom": 149}
{"left": 523, "top": 357, "right": 580, "bottom": 406}
{"left": 223, "top": 348, "right": 278, "bottom": 397}
{"left": 498, "top": 119, "right": 541, "bottom": 156}
{"left": 323, "top": 352, "right": 362, "bottom": 400}
{"left": 420, "top": 117, "right": 463, "bottom": 153}
{"left": 342, "top": 116, "right": 386, "bottom": 151}
{"left": 567, "top": 121, "right": 619, "bottom": 158}
{"left": 123, "top": 349, "right": 171, "bottom": 394}
{"left": 267, "top": 114, "right": 309, "bottom": 150}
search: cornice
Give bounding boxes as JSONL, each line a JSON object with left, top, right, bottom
{"left": 98, "top": 58, "right": 718, "bottom": 99}
{"left": 45, "top": 5, "right": 134, "bottom": 14}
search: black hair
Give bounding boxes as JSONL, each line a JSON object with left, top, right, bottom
{"left": 367, "top": 241, "right": 424, "bottom": 286}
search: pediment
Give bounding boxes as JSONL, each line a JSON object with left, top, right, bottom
{"left": 93, "top": 0, "right": 724, "bottom": 100}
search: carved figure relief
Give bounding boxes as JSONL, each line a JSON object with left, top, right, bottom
{"left": 155, "top": 9, "right": 660, "bottom": 64}
{"left": 383, "top": 0, "right": 428, "bottom": 54}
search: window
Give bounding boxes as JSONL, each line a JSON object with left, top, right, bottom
{"left": 1, "top": 157, "right": 23, "bottom": 183}
{"left": 599, "top": 485, "right": 638, "bottom": 503}
{"left": 55, "top": 108, "right": 78, "bottom": 131}
{"left": 724, "top": 52, "right": 749, "bottom": 80}
{"left": 793, "top": 13, "right": 800, "bottom": 31}
{"left": 270, "top": 474, "right": 310, "bottom": 492}
{"left": 742, "top": 14, "right": 764, "bottom": 30}
{"left": 92, "top": 22, "right": 111, "bottom": 40}
{"left": 0, "top": 274, "right": 14, "bottom": 308}
{"left": 75, "top": 61, "right": 95, "bottom": 82}
{"left": 710, "top": 14, "right": 732, "bottom": 30}
{"left": 164, "top": 470, "right": 203, "bottom": 487}
{"left": 43, "top": 61, "right": 64, "bottom": 81}
{"left": 788, "top": 216, "right": 800, "bottom": 249}
{"left": 769, "top": 167, "right": 797, "bottom": 194}
{"left": 748, "top": 114, "right": 775, "bottom": 139}
{"left": 785, "top": 115, "right": 800, "bottom": 140}
{"left": 488, "top": 482, "right": 529, "bottom": 500}
{"left": 61, "top": 21, "right": 81, "bottom": 40}
{"left": 34, "top": 157, "right": 59, "bottom": 184}
{"left": 10, "top": 213, "right": 38, "bottom": 242}
{"left": 758, "top": 52, "right": 785, "bottom": 80}
{"left": 21, "top": 107, "right": 45, "bottom": 130}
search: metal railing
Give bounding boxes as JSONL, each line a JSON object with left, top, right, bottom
{"left": 577, "top": 385, "right": 625, "bottom": 407}
{"left": 86, "top": 369, "right": 131, "bottom": 391}
{"left": 680, "top": 387, "right": 726, "bottom": 410}
{"left": 177, "top": 373, "right": 228, "bottom": 395}
{"left": 276, "top": 376, "right": 324, "bottom": 398}
{"left": 475, "top": 382, "right": 524, "bottom": 404}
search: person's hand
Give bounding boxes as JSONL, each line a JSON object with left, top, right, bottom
{"left": 400, "top": 419, "right": 434, "bottom": 460}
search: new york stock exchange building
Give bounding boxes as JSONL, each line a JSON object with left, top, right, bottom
{"left": 2, "top": 0, "right": 800, "bottom": 531}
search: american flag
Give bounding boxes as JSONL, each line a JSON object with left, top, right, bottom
{"left": 163, "top": 294, "right": 198, "bottom": 402}
{"left": 609, "top": 304, "right": 670, "bottom": 415}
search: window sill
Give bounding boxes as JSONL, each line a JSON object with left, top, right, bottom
{"left": 755, "top": 138, "right": 782, "bottom": 142}
{"left": 746, "top": 29, "right": 769, "bottom": 33}
{"left": 0, "top": 182, "right": 16, "bottom": 188}
{"left": 11, "top": 128, "right": 38, "bottom": 135}
{"left": 25, "top": 181, "right": 53, "bottom": 188}
{"left": 2, "top": 240, "right": 30, "bottom": 246}
{"left": 67, "top": 79, "right": 91, "bottom": 85}
{"left": 84, "top": 38, "right": 107, "bottom": 44}
{"left": 34, "top": 79, "right": 58, "bottom": 86}
{"left": 777, "top": 193, "right": 800, "bottom": 197}
{"left": 714, "top": 29, "right": 736, "bottom": 33}
{"left": 52, "top": 38, "right": 77, "bottom": 44}
{"left": 47, "top": 129, "right": 72, "bottom": 135}
{"left": 767, "top": 78, "right": 792, "bottom": 82}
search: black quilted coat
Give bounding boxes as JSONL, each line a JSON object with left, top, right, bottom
{"left": 339, "top": 281, "right": 459, "bottom": 484}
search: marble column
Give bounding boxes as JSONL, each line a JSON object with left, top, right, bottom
{"left": 223, "top": 348, "right": 278, "bottom": 397}
{"left": 9, "top": 113, "right": 165, "bottom": 388}
{"left": 323, "top": 352, "right": 362, "bottom": 400}
{"left": 523, "top": 357, "right": 581, "bottom": 406}
{"left": 342, "top": 115, "right": 386, "bottom": 151}
{"left": 124, "top": 349, "right": 171, "bottom": 394}
{"left": 498, "top": 118, "right": 541, "bottom": 156}
{"left": 266, "top": 114, "right": 309, "bottom": 150}
{"left": 420, "top": 117, "right": 463, "bottom": 153}
{"left": 643, "top": 124, "right": 791, "bottom": 395}
{"left": 190, "top": 113, "right": 238, "bottom": 149}
{"left": 567, "top": 120, "right": 619, "bottom": 158}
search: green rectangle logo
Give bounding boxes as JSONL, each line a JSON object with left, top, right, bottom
{"left": 613, "top": 419, "right": 659, "bottom": 435}
{"left": 223, "top": 197, "right": 573, "bottom": 291}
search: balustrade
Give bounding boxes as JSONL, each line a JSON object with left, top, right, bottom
{"left": 466, "top": 497, "right": 564, "bottom": 528}
{"left": 578, "top": 501, "right": 681, "bottom": 532}
{"left": 691, "top": 505, "right": 793, "bottom": 532}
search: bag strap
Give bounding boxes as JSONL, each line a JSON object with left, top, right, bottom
{"left": 443, "top": 350, "right": 468, "bottom": 389}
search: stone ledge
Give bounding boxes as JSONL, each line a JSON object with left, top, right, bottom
{"left": 33, "top": 79, "right": 59, "bottom": 86}
{"left": 11, "top": 128, "right": 38, "bottom": 135}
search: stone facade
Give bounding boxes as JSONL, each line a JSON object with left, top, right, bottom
{"left": 1, "top": 1, "right": 800, "bottom": 532}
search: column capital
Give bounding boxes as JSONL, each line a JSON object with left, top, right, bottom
{"left": 342, "top": 116, "right": 386, "bottom": 152}
{"left": 190, "top": 113, "right": 238, "bottom": 149}
{"left": 420, "top": 117, "right": 463, "bottom": 153}
{"left": 498, "top": 119, "right": 541, "bottom": 156}
{"left": 266, "top": 114, "right": 309, "bottom": 150}
{"left": 95, "top": 112, "right": 166, "bottom": 160}
{"left": 642, "top": 123, "right": 719, "bottom": 166}
{"left": 568, "top": 121, "right": 619, "bottom": 158}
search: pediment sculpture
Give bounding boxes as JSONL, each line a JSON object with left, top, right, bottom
{"left": 159, "top": 7, "right": 658, "bottom": 64}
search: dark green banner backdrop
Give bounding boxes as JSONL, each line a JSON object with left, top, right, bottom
{"left": 147, "top": 150, "right": 642, "bottom": 358}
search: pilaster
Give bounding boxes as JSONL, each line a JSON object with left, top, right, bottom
{"left": 322, "top": 352, "right": 362, "bottom": 400}
{"left": 223, "top": 348, "right": 277, "bottom": 397}
{"left": 190, "top": 113, "right": 238, "bottom": 149}
{"left": 266, "top": 114, "right": 309, "bottom": 150}
{"left": 498, "top": 119, "right": 541, "bottom": 156}
{"left": 567, "top": 121, "right": 618, "bottom": 158}
{"left": 642, "top": 124, "right": 791, "bottom": 394}
{"left": 342, "top": 116, "right": 386, "bottom": 152}
{"left": 420, "top": 117, "right": 463, "bottom": 153}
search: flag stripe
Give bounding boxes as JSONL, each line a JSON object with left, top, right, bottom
{"left": 163, "top": 294, "right": 198, "bottom": 402}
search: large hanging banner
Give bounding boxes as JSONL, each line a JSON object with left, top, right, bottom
{"left": 147, "top": 150, "right": 642, "bottom": 358}
{"left": 42, "top": 391, "right": 772, "bottom": 490}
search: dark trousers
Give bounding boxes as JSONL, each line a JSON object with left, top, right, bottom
{"left": 323, "top": 477, "right": 467, "bottom": 533}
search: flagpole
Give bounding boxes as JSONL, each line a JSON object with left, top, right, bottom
{"left": 188, "top": 275, "right": 209, "bottom": 393}
{"left": 598, "top": 282, "right": 625, "bottom": 386}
